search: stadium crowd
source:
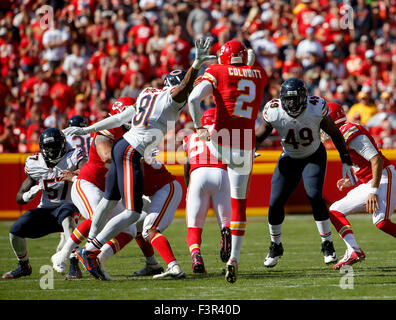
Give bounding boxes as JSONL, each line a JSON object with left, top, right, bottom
{"left": 0, "top": 0, "right": 395, "bottom": 153}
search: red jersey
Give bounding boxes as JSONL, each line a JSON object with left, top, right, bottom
{"left": 143, "top": 160, "right": 175, "bottom": 197}
{"left": 201, "top": 63, "right": 267, "bottom": 150}
{"left": 78, "top": 127, "right": 125, "bottom": 191}
{"left": 183, "top": 133, "right": 227, "bottom": 175}
{"left": 341, "top": 121, "right": 391, "bottom": 184}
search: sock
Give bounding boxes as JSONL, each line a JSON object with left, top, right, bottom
{"left": 329, "top": 210, "right": 359, "bottom": 250}
{"left": 376, "top": 220, "right": 396, "bottom": 237}
{"left": 229, "top": 198, "right": 247, "bottom": 263}
{"left": 86, "top": 210, "right": 140, "bottom": 251}
{"left": 106, "top": 232, "right": 133, "bottom": 257}
{"left": 10, "top": 234, "right": 28, "bottom": 262}
{"left": 315, "top": 218, "right": 333, "bottom": 242}
{"left": 186, "top": 227, "right": 203, "bottom": 256}
{"left": 150, "top": 231, "right": 176, "bottom": 265}
{"left": 269, "top": 223, "right": 282, "bottom": 244}
{"left": 88, "top": 198, "right": 118, "bottom": 240}
{"left": 70, "top": 219, "right": 92, "bottom": 246}
{"left": 61, "top": 216, "right": 76, "bottom": 244}
{"left": 135, "top": 233, "right": 158, "bottom": 265}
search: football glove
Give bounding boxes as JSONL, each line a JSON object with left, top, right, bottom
{"left": 342, "top": 163, "right": 357, "bottom": 186}
{"left": 22, "top": 184, "right": 42, "bottom": 203}
{"left": 192, "top": 37, "right": 217, "bottom": 70}
{"left": 63, "top": 126, "right": 88, "bottom": 136}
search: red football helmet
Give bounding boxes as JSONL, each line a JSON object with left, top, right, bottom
{"left": 328, "top": 102, "right": 347, "bottom": 127}
{"left": 110, "top": 96, "right": 136, "bottom": 116}
{"left": 218, "top": 40, "right": 248, "bottom": 65}
{"left": 201, "top": 108, "right": 216, "bottom": 127}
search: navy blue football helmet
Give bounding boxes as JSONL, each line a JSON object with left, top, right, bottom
{"left": 67, "top": 115, "right": 88, "bottom": 128}
{"left": 280, "top": 78, "right": 308, "bottom": 118}
{"left": 39, "top": 128, "right": 67, "bottom": 166}
{"left": 164, "top": 69, "right": 187, "bottom": 87}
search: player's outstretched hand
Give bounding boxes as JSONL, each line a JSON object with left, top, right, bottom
{"left": 63, "top": 126, "right": 87, "bottom": 136}
{"left": 192, "top": 37, "right": 217, "bottom": 70}
{"left": 342, "top": 163, "right": 357, "bottom": 186}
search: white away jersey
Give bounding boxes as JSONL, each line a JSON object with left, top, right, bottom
{"left": 263, "top": 96, "right": 329, "bottom": 158}
{"left": 123, "top": 87, "right": 185, "bottom": 156}
{"left": 66, "top": 133, "right": 92, "bottom": 156}
{"left": 24, "top": 148, "right": 86, "bottom": 209}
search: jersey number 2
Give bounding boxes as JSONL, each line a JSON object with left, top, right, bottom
{"left": 233, "top": 80, "right": 256, "bottom": 119}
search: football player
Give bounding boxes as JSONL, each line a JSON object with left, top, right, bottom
{"left": 188, "top": 40, "right": 267, "bottom": 282}
{"left": 66, "top": 115, "right": 92, "bottom": 156}
{"left": 183, "top": 108, "right": 231, "bottom": 274}
{"left": 55, "top": 115, "right": 92, "bottom": 254}
{"left": 256, "top": 78, "right": 355, "bottom": 268}
{"left": 63, "top": 38, "right": 216, "bottom": 279}
{"left": 327, "top": 102, "right": 396, "bottom": 270}
{"left": 52, "top": 97, "right": 142, "bottom": 280}
{"left": 2, "top": 128, "right": 86, "bottom": 279}
{"left": 133, "top": 157, "right": 185, "bottom": 279}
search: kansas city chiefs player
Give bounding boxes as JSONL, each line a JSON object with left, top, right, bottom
{"left": 327, "top": 102, "right": 396, "bottom": 270}
{"left": 183, "top": 108, "right": 231, "bottom": 274}
{"left": 188, "top": 40, "right": 267, "bottom": 283}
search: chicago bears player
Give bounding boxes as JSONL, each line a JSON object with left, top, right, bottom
{"left": 55, "top": 115, "right": 92, "bottom": 254}
{"left": 52, "top": 97, "right": 142, "bottom": 280}
{"left": 327, "top": 102, "right": 396, "bottom": 270}
{"left": 188, "top": 40, "right": 267, "bottom": 283}
{"left": 66, "top": 115, "right": 92, "bottom": 156}
{"left": 255, "top": 78, "right": 355, "bottom": 268}
{"left": 63, "top": 38, "right": 216, "bottom": 279}
{"left": 183, "top": 108, "right": 231, "bottom": 274}
{"left": 2, "top": 128, "right": 86, "bottom": 279}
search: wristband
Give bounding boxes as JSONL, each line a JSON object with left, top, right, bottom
{"left": 72, "top": 176, "right": 77, "bottom": 182}
{"left": 369, "top": 187, "right": 378, "bottom": 195}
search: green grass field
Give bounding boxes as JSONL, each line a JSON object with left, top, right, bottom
{"left": 1, "top": 214, "right": 396, "bottom": 301}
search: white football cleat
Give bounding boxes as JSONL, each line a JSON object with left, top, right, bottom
{"left": 152, "top": 263, "right": 185, "bottom": 279}
{"left": 321, "top": 240, "right": 338, "bottom": 265}
{"left": 264, "top": 242, "right": 284, "bottom": 268}
{"left": 51, "top": 251, "right": 68, "bottom": 274}
{"left": 132, "top": 263, "right": 164, "bottom": 276}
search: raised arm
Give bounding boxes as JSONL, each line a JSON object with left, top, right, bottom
{"left": 188, "top": 80, "right": 213, "bottom": 129}
{"left": 63, "top": 106, "right": 135, "bottom": 136}
{"left": 171, "top": 38, "right": 216, "bottom": 104}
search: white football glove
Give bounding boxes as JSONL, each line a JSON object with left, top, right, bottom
{"left": 247, "top": 48, "right": 255, "bottom": 66}
{"left": 342, "top": 163, "right": 357, "bottom": 186}
{"left": 192, "top": 37, "right": 217, "bottom": 70}
{"left": 22, "top": 184, "right": 42, "bottom": 203}
{"left": 63, "top": 126, "right": 87, "bottom": 136}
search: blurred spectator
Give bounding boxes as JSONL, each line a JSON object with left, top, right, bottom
{"left": 63, "top": 42, "right": 88, "bottom": 86}
{"left": 347, "top": 90, "right": 378, "bottom": 125}
{"left": 186, "top": 1, "right": 210, "bottom": 40}
{"left": 42, "top": 19, "right": 70, "bottom": 71}
{"left": 366, "top": 91, "right": 396, "bottom": 130}
{"left": 296, "top": 27, "right": 324, "bottom": 68}
{"left": 50, "top": 72, "right": 74, "bottom": 113}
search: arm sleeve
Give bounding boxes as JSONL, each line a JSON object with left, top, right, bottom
{"left": 348, "top": 134, "right": 379, "bottom": 161}
{"left": 86, "top": 107, "right": 135, "bottom": 133}
{"left": 188, "top": 81, "right": 213, "bottom": 128}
